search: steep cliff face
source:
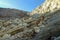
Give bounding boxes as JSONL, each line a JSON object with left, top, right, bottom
{"left": 33, "top": 10, "right": 60, "bottom": 40}
{"left": 30, "top": 0, "right": 60, "bottom": 40}
{"left": 30, "top": 0, "right": 60, "bottom": 15}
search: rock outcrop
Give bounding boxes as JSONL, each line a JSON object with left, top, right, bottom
{"left": 33, "top": 10, "right": 60, "bottom": 40}
{"left": 30, "top": 0, "right": 60, "bottom": 40}
{"left": 30, "top": 0, "right": 60, "bottom": 16}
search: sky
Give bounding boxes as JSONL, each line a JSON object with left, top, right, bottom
{"left": 0, "top": 0, "right": 45, "bottom": 12}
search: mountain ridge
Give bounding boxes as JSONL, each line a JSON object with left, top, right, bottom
{"left": 0, "top": 8, "right": 30, "bottom": 19}
{"left": 30, "top": 0, "right": 60, "bottom": 15}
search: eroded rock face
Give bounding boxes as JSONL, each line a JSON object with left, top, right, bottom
{"left": 33, "top": 10, "right": 60, "bottom": 40}
{"left": 30, "top": 0, "right": 60, "bottom": 16}
{"left": 29, "top": 0, "right": 60, "bottom": 40}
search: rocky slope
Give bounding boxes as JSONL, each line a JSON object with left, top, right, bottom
{"left": 0, "top": 8, "right": 31, "bottom": 40}
{"left": 0, "top": 0, "right": 60, "bottom": 40}
{"left": 30, "top": 0, "right": 60, "bottom": 40}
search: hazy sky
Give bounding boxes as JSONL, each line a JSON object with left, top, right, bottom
{"left": 0, "top": 0, "right": 45, "bottom": 12}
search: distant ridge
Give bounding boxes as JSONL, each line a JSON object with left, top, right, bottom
{"left": 0, "top": 8, "right": 30, "bottom": 18}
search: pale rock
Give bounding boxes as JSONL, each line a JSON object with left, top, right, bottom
{"left": 34, "top": 27, "right": 40, "bottom": 33}
{"left": 30, "top": 0, "right": 60, "bottom": 15}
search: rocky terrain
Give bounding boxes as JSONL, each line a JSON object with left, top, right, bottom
{"left": 0, "top": 0, "right": 60, "bottom": 40}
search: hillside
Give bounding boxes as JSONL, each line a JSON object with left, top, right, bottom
{"left": 0, "top": 8, "right": 29, "bottom": 19}
{"left": 0, "top": 0, "right": 60, "bottom": 40}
